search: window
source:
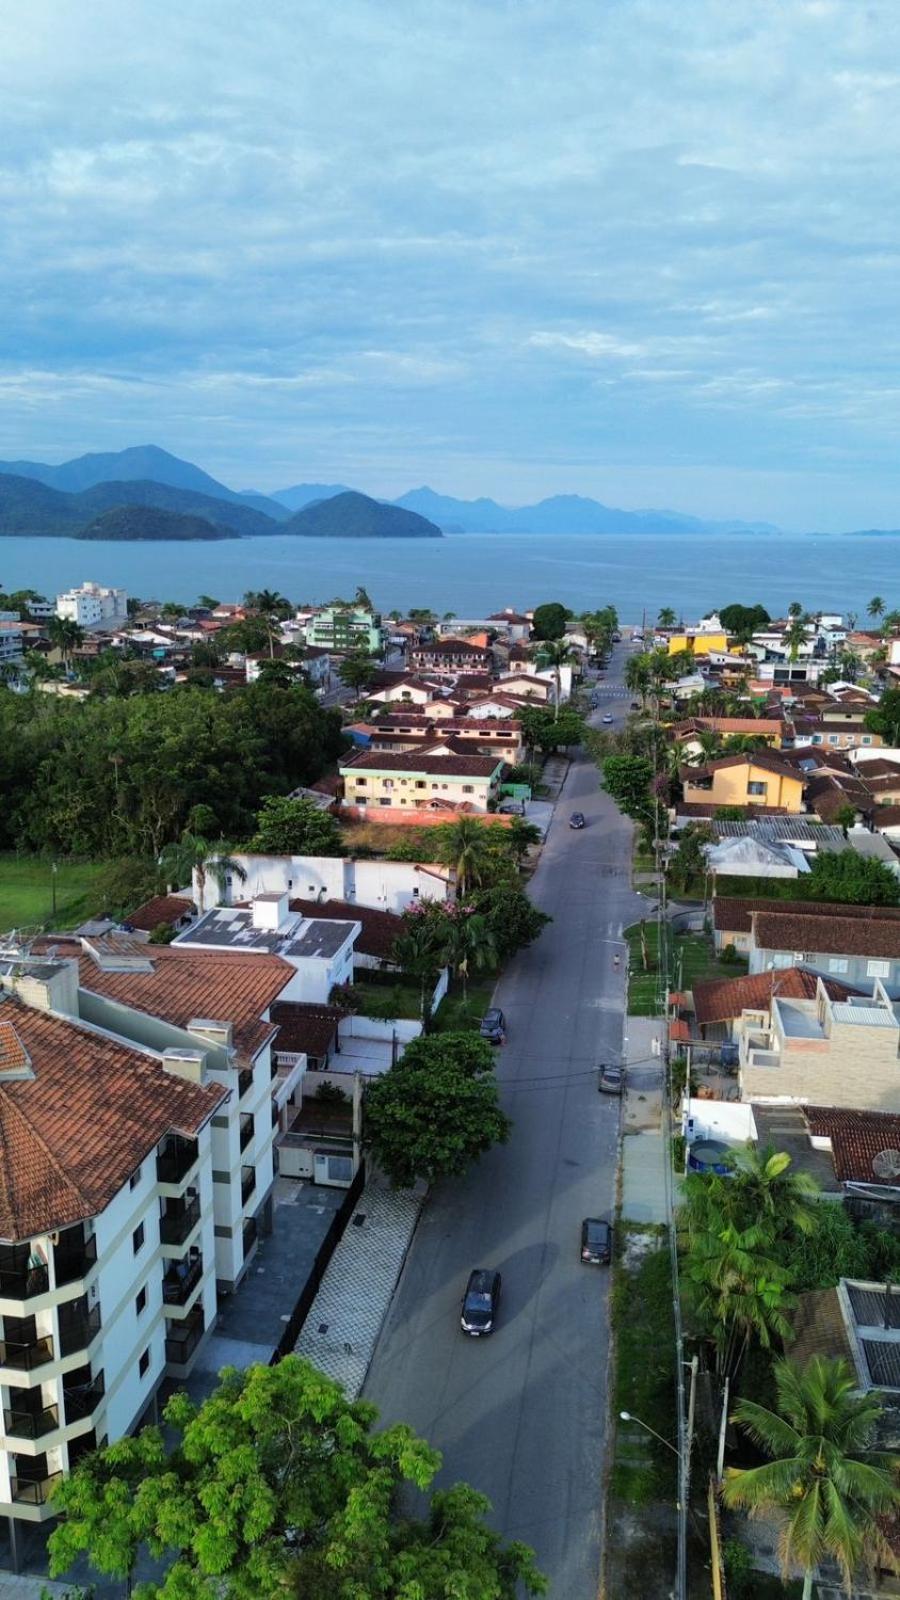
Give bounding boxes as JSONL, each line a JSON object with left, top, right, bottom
{"left": 135, "top": 1285, "right": 147, "bottom": 1316}
{"left": 828, "top": 957, "right": 849, "bottom": 974}
{"left": 862, "top": 736, "right": 872, "bottom": 745}
{"left": 771, "top": 952, "right": 792, "bottom": 969}
{"left": 129, "top": 1165, "right": 142, "bottom": 1191}
{"left": 132, "top": 1222, "right": 145, "bottom": 1255}
{"left": 138, "top": 1347, "right": 150, "bottom": 1378}
{"left": 355, "top": 776, "right": 366, "bottom": 786}
{"left": 747, "top": 781, "right": 767, "bottom": 797}
{"left": 415, "top": 780, "right": 426, "bottom": 789}
{"left": 867, "top": 960, "right": 891, "bottom": 979}
{"left": 828, "top": 735, "right": 839, "bottom": 745}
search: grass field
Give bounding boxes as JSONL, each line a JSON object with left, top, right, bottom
{"left": 0, "top": 855, "right": 108, "bottom": 933}
{"left": 611, "top": 1229, "right": 677, "bottom": 1504}
{"left": 432, "top": 978, "right": 496, "bottom": 1033}
{"left": 625, "top": 921, "right": 747, "bottom": 1016}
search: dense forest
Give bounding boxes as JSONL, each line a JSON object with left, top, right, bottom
{"left": 0, "top": 681, "right": 344, "bottom": 857}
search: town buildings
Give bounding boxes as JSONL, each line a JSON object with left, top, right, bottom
{"left": 305, "top": 604, "right": 382, "bottom": 654}
{"left": 56, "top": 583, "right": 128, "bottom": 630}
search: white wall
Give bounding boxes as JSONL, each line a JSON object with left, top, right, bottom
{"left": 208, "top": 853, "right": 450, "bottom": 913}
{"left": 683, "top": 1098, "right": 757, "bottom": 1147}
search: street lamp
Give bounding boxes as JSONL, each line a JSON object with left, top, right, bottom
{"left": 619, "top": 1410, "right": 681, "bottom": 1459}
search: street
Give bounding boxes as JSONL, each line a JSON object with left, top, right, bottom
{"left": 364, "top": 642, "right": 645, "bottom": 1597}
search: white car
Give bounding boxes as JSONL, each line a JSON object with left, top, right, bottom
{"left": 602, "top": 713, "right": 614, "bottom": 725}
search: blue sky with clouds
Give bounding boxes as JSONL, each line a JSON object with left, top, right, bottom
{"left": 2, "top": 0, "right": 900, "bottom": 528}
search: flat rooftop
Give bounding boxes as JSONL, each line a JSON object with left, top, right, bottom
{"left": 176, "top": 907, "right": 356, "bottom": 960}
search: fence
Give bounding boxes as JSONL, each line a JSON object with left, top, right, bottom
{"left": 269, "top": 1162, "right": 366, "bottom": 1364}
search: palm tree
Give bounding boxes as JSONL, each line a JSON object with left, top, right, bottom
{"left": 726, "top": 1145, "right": 819, "bottom": 1239}
{"left": 540, "top": 639, "right": 577, "bottom": 719}
{"left": 788, "top": 600, "right": 804, "bottom": 619}
{"left": 722, "top": 1356, "right": 900, "bottom": 1597}
{"left": 881, "top": 609, "right": 900, "bottom": 637}
{"left": 391, "top": 912, "right": 446, "bottom": 1025}
{"left": 624, "top": 653, "right": 651, "bottom": 709}
{"left": 434, "top": 817, "right": 496, "bottom": 898}
{"left": 868, "top": 596, "right": 886, "bottom": 623}
{"left": 846, "top": 611, "right": 858, "bottom": 632}
{"left": 657, "top": 606, "right": 677, "bottom": 628}
{"left": 48, "top": 616, "right": 85, "bottom": 674}
{"left": 244, "top": 589, "right": 291, "bottom": 658}
{"left": 158, "top": 831, "right": 248, "bottom": 912}
{"left": 503, "top": 816, "right": 542, "bottom": 864}
{"left": 440, "top": 908, "right": 497, "bottom": 1000}
{"left": 784, "top": 614, "right": 809, "bottom": 662}
{"left": 682, "top": 1218, "right": 795, "bottom": 1378}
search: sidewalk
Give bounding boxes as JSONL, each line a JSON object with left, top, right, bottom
{"left": 621, "top": 1017, "right": 668, "bottom": 1226}
{"left": 293, "top": 1176, "right": 425, "bottom": 1397}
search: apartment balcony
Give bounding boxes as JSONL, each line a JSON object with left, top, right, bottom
{"left": 162, "top": 1251, "right": 203, "bottom": 1308}
{"left": 58, "top": 1301, "right": 102, "bottom": 1359}
{"left": 242, "top": 1215, "right": 258, "bottom": 1261}
{"left": 54, "top": 1229, "right": 98, "bottom": 1289}
{"left": 10, "top": 1470, "right": 63, "bottom": 1506}
{"left": 237, "top": 1067, "right": 253, "bottom": 1099}
{"left": 0, "top": 1336, "right": 55, "bottom": 1373}
{"left": 160, "top": 1194, "right": 201, "bottom": 1247}
{"left": 165, "top": 1303, "right": 205, "bottom": 1369}
{"left": 0, "top": 1256, "right": 49, "bottom": 1302}
{"left": 3, "top": 1403, "right": 59, "bottom": 1440}
{"left": 239, "top": 1113, "right": 254, "bottom": 1152}
{"left": 63, "top": 1367, "right": 105, "bottom": 1424}
{"left": 157, "top": 1137, "right": 199, "bottom": 1186}
{"left": 240, "top": 1165, "right": 256, "bottom": 1205}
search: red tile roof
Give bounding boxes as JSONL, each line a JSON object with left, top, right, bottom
{"left": 0, "top": 994, "right": 224, "bottom": 1241}
{"left": 804, "top": 1107, "right": 900, "bottom": 1184}
{"left": 753, "top": 909, "right": 900, "bottom": 960}
{"left": 341, "top": 749, "right": 503, "bottom": 777}
{"left": 692, "top": 967, "right": 859, "bottom": 1027}
{"left": 125, "top": 895, "right": 195, "bottom": 933}
{"left": 270, "top": 1000, "right": 344, "bottom": 1058}
{"left": 713, "top": 897, "right": 900, "bottom": 935}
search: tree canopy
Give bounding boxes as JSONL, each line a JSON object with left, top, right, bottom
{"left": 249, "top": 795, "right": 346, "bottom": 857}
{"left": 805, "top": 847, "right": 900, "bottom": 906}
{"left": 364, "top": 1030, "right": 511, "bottom": 1188}
{"left": 865, "top": 688, "right": 900, "bottom": 749}
{"left": 531, "top": 601, "right": 569, "bottom": 641}
{"left": 48, "top": 1356, "right": 546, "bottom": 1599}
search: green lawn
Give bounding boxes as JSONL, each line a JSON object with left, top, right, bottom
{"left": 432, "top": 978, "right": 496, "bottom": 1033}
{"left": 0, "top": 854, "right": 109, "bottom": 933}
{"left": 611, "top": 1230, "right": 677, "bottom": 1504}
{"left": 350, "top": 977, "right": 424, "bottom": 1021}
{"left": 625, "top": 921, "right": 746, "bottom": 1016}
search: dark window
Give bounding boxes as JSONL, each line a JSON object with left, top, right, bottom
{"left": 129, "top": 1166, "right": 142, "bottom": 1191}
{"left": 135, "top": 1286, "right": 147, "bottom": 1316}
{"left": 132, "top": 1223, "right": 145, "bottom": 1256}
{"left": 138, "top": 1348, "right": 150, "bottom": 1378}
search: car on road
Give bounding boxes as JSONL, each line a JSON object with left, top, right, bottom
{"left": 460, "top": 1268, "right": 502, "bottom": 1335}
{"left": 581, "top": 1218, "right": 612, "bottom": 1265}
{"left": 598, "top": 1063, "right": 624, "bottom": 1094}
{"left": 601, "top": 713, "right": 614, "bottom": 724}
{"left": 479, "top": 1007, "right": 506, "bottom": 1044}
{"left": 569, "top": 811, "right": 586, "bottom": 829}
{"left": 630, "top": 700, "right": 640, "bottom": 710}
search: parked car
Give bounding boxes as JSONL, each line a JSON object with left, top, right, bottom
{"left": 460, "top": 1268, "right": 502, "bottom": 1335}
{"left": 569, "top": 811, "right": 586, "bottom": 829}
{"left": 630, "top": 700, "right": 640, "bottom": 710}
{"left": 479, "top": 1007, "right": 506, "bottom": 1044}
{"left": 602, "top": 713, "right": 614, "bottom": 725}
{"left": 599, "top": 1063, "right": 624, "bottom": 1094}
{"left": 581, "top": 1218, "right": 612, "bottom": 1265}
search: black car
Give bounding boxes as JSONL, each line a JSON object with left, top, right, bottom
{"left": 580, "top": 1218, "right": 612, "bottom": 1266}
{"left": 569, "top": 811, "right": 586, "bottom": 829}
{"left": 479, "top": 1007, "right": 506, "bottom": 1044}
{"left": 460, "top": 1268, "right": 502, "bottom": 1335}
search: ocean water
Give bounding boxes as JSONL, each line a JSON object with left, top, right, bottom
{"left": 2, "top": 530, "right": 897, "bottom": 620}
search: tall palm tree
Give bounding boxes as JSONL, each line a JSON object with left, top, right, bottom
{"left": 244, "top": 589, "right": 291, "bottom": 658}
{"left": 624, "top": 653, "right": 651, "bottom": 709}
{"left": 391, "top": 912, "right": 446, "bottom": 1025}
{"left": 434, "top": 817, "right": 496, "bottom": 898}
{"left": 158, "top": 832, "right": 248, "bottom": 912}
{"left": 682, "top": 1218, "right": 795, "bottom": 1378}
{"left": 784, "top": 615, "right": 809, "bottom": 662}
{"left": 788, "top": 600, "right": 804, "bottom": 619}
{"left": 540, "top": 639, "right": 577, "bottom": 719}
{"left": 440, "top": 908, "right": 497, "bottom": 1000}
{"left": 657, "top": 606, "right": 677, "bottom": 628}
{"left": 726, "top": 1145, "right": 819, "bottom": 1239}
{"left": 48, "top": 616, "right": 85, "bottom": 674}
{"left": 846, "top": 611, "right": 858, "bottom": 632}
{"left": 868, "top": 595, "right": 886, "bottom": 623}
{"left": 722, "top": 1356, "right": 900, "bottom": 1598}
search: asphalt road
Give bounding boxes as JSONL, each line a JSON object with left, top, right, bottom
{"left": 364, "top": 642, "right": 646, "bottom": 1597}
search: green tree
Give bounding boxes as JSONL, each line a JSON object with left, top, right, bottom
{"left": 158, "top": 831, "right": 248, "bottom": 912}
{"left": 805, "top": 847, "right": 900, "bottom": 906}
{"left": 197, "top": 594, "right": 220, "bottom": 610}
{"left": 517, "top": 703, "right": 586, "bottom": 754}
{"left": 865, "top": 688, "right": 900, "bottom": 749}
{"left": 244, "top": 589, "right": 292, "bottom": 658}
{"left": 47, "top": 616, "right": 85, "bottom": 673}
{"left": 49, "top": 1356, "right": 546, "bottom": 1599}
{"left": 538, "top": 637, "right": 577, "bottom": 718}
{"left": 868, "top": 595, "right": 886, "bottom": 622}
{"left": 502, "top": 815, "right": 542, "bottom": 863}
{"left": 364, "top": 1031, "right": 511, "bottom": 1187}
{"left": 788, "top": 600, "right": 804, "bottom": 619}
{"left": 602, "top": 754, "right": 653, "bottom": 821}
{"left": 531, "top": 601, "right": 569, "bottom": 641}
{"left": 391, "top": 903, "right": 448, "bottom": 1024}
{"left": 784, "top": 614, "right": 810, "bottom": 662}
{"left": 470, "top": 882, "right": 550, "bottom": 962}
{"left": 722, "top": 1356, "right": 900, "bottom": 1598}
{"left": 657, "top": 606, "right": 677, "bottom": 628}
{"left": 624, "top": 652, "right": 652, "bottom": 708}
{"left": 338, "top": 649, "right": 377, "bottom": 694}
{"left": 439, "top": 905, "right": 497, "bottom": 999}
{"left": 250, "top": 795, "right": 345, "bottom": 857}
{"left": 719, "top": 602, "right": 770, "bottom": 638}
{"left": 253, "top": 658, "right": 298, "bottom": 689}
{"left": 433, "top": 816, "right": 498, "bottom": 897}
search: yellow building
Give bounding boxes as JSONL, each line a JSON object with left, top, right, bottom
{"left": 667, "top": 630, "right": 728, "bottom": 658}
{"left": 681, "top": 753, "right": 805, "bottom": 812}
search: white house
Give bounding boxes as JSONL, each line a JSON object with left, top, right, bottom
{"left": 56, "top": 582, "right": 128, "bottom": 630}
{"left": 174, "top": 895, "right": 357, "bottom": 1004}
{"left": 197, "top": 853, "right": 452, "bottom": 915}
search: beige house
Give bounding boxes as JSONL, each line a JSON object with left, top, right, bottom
{"left": 737, "top": 977, "right": 900, "bottom": 1111}
{"left": 340, "top": 750, "right": 504, "bottom": 813}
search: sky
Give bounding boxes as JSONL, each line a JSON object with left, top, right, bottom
{"left": 2, "top": 1, "right": 900, "bottom": 529}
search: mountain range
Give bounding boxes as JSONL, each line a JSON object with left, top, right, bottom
{"left": 0, "top": 442, "right": 783, "bottom": 539}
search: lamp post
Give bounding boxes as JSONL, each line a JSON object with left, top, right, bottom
{"left": 619, "top": 1410, "right": 681, "bottom": 1460}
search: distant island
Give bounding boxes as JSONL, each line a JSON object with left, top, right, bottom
{"left": 283, "top": 490, "right": 442, "bottom": 539}
{"left": 78, "top": 506, "right": 236, "bottom": 541}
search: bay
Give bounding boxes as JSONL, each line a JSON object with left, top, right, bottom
{"left": 2, "top": 530, "right": 897, "bottom": 619}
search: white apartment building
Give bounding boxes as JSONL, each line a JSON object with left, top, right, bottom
{"left": 56, "top": 582, "right": 128, "bottom": 630}
{"left": 198, "top": 852, "right": 452, "bottom": 915}
{"left": 0, "top": 618, "right": 24, "bottom": 669}
{"left": 0, "top": 961, "right": 223, "bottom": 1562}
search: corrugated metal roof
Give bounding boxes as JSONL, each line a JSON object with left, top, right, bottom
{"left": 831, "top": 1003, "right": 896, "bottom": 1027}
{"left": 863, "top": 1341, "right": 900, "bottom": 1389}
{"left": 848, "top": 1285, "right": 897, "bottom": 1327}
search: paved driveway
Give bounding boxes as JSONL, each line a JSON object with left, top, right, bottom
{"left": 364, "top": 647, "right": 645, "bottom": 1597}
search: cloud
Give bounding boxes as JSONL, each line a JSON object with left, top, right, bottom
{"left": 0, "top": 0, "right": 899, "bottom": 525}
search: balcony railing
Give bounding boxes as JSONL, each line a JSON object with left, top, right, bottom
{"left": 165, "top": 1305, "right": 204, "bottom": 1367}
{"left": 239, "top": 1114, "right": 254, "bottom": 1152}
{"left": 10, "top": 1472, "right": 63, "bottom": 1506}
{"left": 4, "top": 1404, "right": 59, "bottom": 1440}
{"left": 54, "top": 1233, "right": 98, "bottom": 1288}
{"left": 237, "top": 1068, "right": 253, "bottom": 1099}
{"left": 63, "top": 1370, "right": 105, "bottom": 1424}
{"left": 0, "top": 1336, "right": 54, "bottom": 1372}
{"left": 157, "top": 1139, "right": 199, "bottom": 1185}
{"left": 59, "top": 1304, "right": 102, "bottom": 1358}
{"left": 160, "top": 1196, "right": 201, "bottom": 1245}
{"left": 240, "top": 1165, "right": 256, "bottom": 1205}
{"left": 162, "top": 1254, "right": 203, "bottom": 1307}
{"left": 0, "top": 1263, "right": 49, "bottom": 1300}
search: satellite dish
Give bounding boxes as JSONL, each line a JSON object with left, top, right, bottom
{"left": 872, "top": 1149, "right": 900, "bottom": 1181}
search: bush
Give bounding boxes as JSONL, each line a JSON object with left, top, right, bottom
{"left": 719, "top": 942, "right": 740, "bottom": 964}
{"left": 722, "top": 1536, "right": 755, "bottom": 1597}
